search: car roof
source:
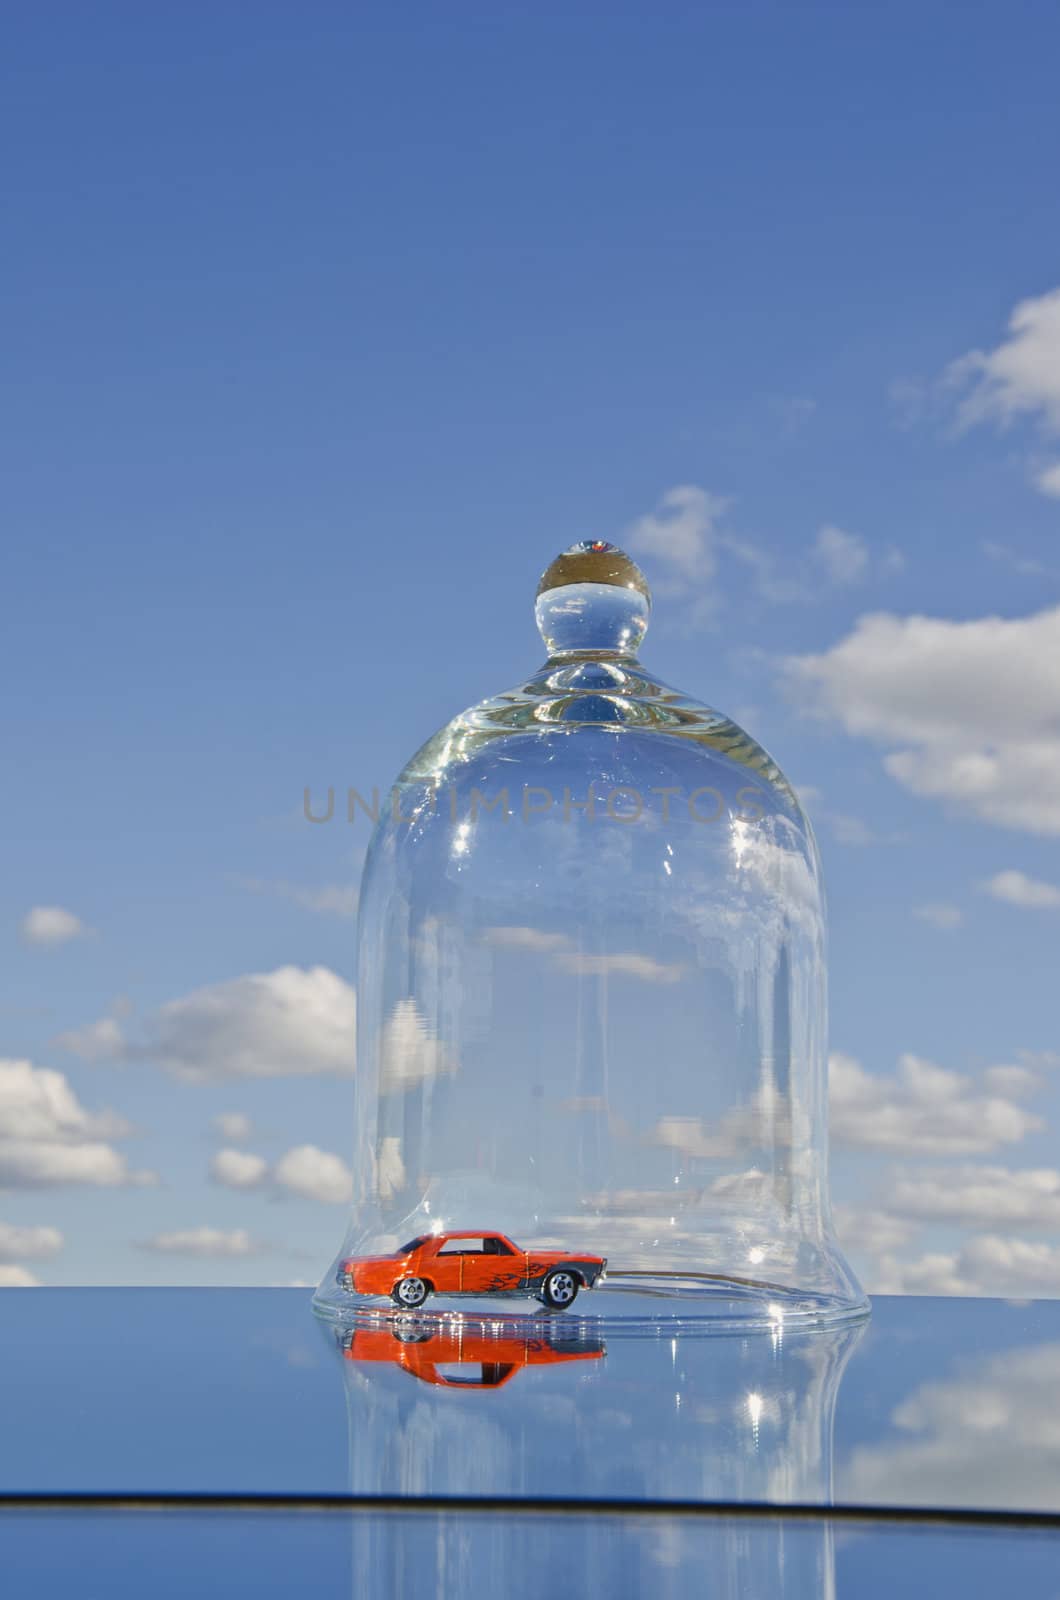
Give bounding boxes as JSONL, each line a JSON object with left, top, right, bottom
{"left": 426, "top": 1229, "right": 515, "bottom": 1241}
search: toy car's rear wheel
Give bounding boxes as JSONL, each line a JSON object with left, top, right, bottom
{"left": 541, "top": 1269, "right": 579, "bottom": 1309}
{"left": 392, "top": 1276, "right": 429, "bottom": 1308}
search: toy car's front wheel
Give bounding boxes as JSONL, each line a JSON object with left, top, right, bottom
{"left": 392, "top": 1276, "right": 429, "bottom": 1309}
{"left": 392, "top": 1316, "right": 432, "bottom": 1344}
{"left": 541, "top": 1269, "right": 579, "bottom": 1309}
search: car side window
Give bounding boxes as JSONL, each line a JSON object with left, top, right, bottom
{"left": 437, "top": 1236, "right": 516, "bottom": 1256}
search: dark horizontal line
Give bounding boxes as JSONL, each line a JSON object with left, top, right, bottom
{"left": 604, "top": 1269, "right": 798, "bottom": 1295}
{"left": 0, "top": 1493, "right": 1057, "bottom": 1531}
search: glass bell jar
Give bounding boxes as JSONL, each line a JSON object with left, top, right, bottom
{"left": 315, "top": 541, "right": 868, "bottom": 1330}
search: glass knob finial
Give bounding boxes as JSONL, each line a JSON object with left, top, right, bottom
{"left": 535, "top": 540, "right": 652, "bottom": 657}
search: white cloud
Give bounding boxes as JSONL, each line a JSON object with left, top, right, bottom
{"left": 145, "top": 966, "right": 356, "bottom": 1080}
{"left": 0, "top": 1058, "right": 129, "bottom": 1143}
{"left": 375, "top": 1135, "right": 406, "bottom": 1202}
{"left": 829, "top": 1051, "right": 1041, "bottom": 1156}
{"left": 982, "top": 869, "right": 1060, "bottom": 910}
{"left": 650, "top": 1077, "right": 802, "bottom": 1164}
{"left": 210, "top": 1141, "right": 352, "bottom": 1204}
{"left": 797, "top": 785, "right": 882, "bottom": 848}
{"left": 0, "top": 1221, "right": 63, "bottom": 1261}
{"left": 273, "top": 1144, "right": 352, "bottom": 1205}
{"left": 913, "top": 903, "right": 963, "bottom": 930}
{"left": 833, "top": 1204, "right": 918, "bottom": 1259}
{"left": 982, "top": 1063, "right": 1043, "bottom": 1097}
{"left": 868, "top": 1251, "right": 978, "bottom": 1295}
{"left": 888, "top": 375, "right": 933, "bottom": 429}
{"left": 235, "top": 877, "right": 359, "bottom": 918}
{"left": 981, "top": 539, "right": 1052, "bottom": 580}
{"left": 0, "top": 1058, "right": 155, "bottom": 1190}
{"left": 942, "top": 288, "right": 1060, "bottom": 499}
{"left": 210, "top": 1148, "right": 268, "bottom": 1190}
{"left": 873, "top": 1236, "right": 1060, "bottom": 1298}
{"left": 948, "top": 287, "right": 1060, "bottom": 433}
{"left": 819, "top": 811, "right": 876, "bottom": 847}
{"left": 213, "top": 1111, "right": 252, "bottom": 1142}
{"left": 627, "top": 484, "right": 728, "bottom": 585}
{"left": 651, "top": 1116, "right": 738, "bottom": 1161}
{"left": 890, "top": 1163, "right": 1060, "bottom": 1229}
{"left": 291, "top": 885, "right": 359, "bottom": 916}
{"left": 560, "top": 952, "right": 685, "bottom": 984}
{"left": 1022, "top": 1050, "right": 1060, "bottom": 1071}
{"left": 54, "top": 1017, "right": 126, "bottom": 1060}
{"left": 486, "top": 927, "right": 685, "bottom": 984}
{"left": 813, "top": 525, "right": 868, "bottom": 586}
{"left": 626, "top": 486, "right": 898, "bottom": 616}
{"left": 0, "top": 1266, "right": 40, "bottom": 1287}
{"left": 20, "top": 906, "right": 90, "bottom": 947}
{"left": 788, "top": 605, "right": 1060, "bottom": 834}
{"left": 959, "top": 1234, "right": 1060, "bottom": 1294}
{"left": 848, "top": 1161, "right": 1060, "bottom": 1297}
{"left": 733, "top": 523, "right": 894, "bottom": 602}
{"left": 718, "top": 534, "right": 808, "bottom": 606}
{"left": 0, "top": 1142, "right": 152, "bottom": 1188}
{"left": 485, "top": 927, "right": 572, "bottom": 956}
{"left": 379, "top": 998, "right": 456, "bottom": 1092}
{"left": 145, "top": 1227, "right": 256, "bottom": 1258}
{"left": 845, "top": 1341, "right": 1060, "bottom": 1509}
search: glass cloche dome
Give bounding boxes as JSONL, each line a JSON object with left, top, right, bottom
{"left": 315, "top": 541, "right": 868, "bottom": 1330}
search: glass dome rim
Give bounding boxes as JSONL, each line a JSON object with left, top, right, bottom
{"left": 394, "top": 663, "right": 806, "bottom": 815}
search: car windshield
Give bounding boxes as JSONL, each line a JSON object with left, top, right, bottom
{"left": 398, "top": 1236, "right": 428, "bottom": 1254}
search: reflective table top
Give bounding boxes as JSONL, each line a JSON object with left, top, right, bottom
{"left": 0, "top": 1289, "right": 1056, "bottom": 1516}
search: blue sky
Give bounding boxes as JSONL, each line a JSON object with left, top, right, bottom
{"left": 2, "top": 2, "right": 1059, "bottom": 1292}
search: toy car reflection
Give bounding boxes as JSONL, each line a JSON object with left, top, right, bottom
{"left": 339, "top": 1230, "right": 607, "bottom": 1309}
{"left": 343, "top": 1321, "right": 605, "bottom": 1389}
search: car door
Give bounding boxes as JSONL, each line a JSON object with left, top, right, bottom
{"left": 461, "top": 1235, "right": 524, "bottom": 1293}
{"left": 421, "top": 1237, "right": 462, "bottom": 1294}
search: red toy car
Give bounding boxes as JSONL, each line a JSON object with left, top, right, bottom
{"left": 339, "top": 1229, "right": 607, "bottom": 1309}
{"left": 343, "top": 1321, "right": 605, "bottom": 1388}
